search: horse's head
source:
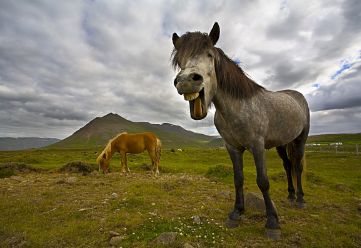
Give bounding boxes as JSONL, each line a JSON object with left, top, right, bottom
{"left": 171, "top": 22, "right": 220, "bottom": 120}
{"left": 97, "top": 153, "right": 110, "bottom": 174}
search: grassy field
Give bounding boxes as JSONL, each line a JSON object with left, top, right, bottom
{"left": 0, "top": 148, "right": 360, "bottom": 247}
{"left": 307, "top": 133, "right": 361, "bottom": 145}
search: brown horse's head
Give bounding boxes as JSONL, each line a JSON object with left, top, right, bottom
{"left": 97, "top": 152, "right": 110, "bottom": 174}
{"left": 171, "top": 22, "right": 220, "bottom": 120}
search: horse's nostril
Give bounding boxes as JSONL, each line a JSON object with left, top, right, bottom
{"left": 191, "top": 74, "right": 203, "bottom": 81}
{"left": 174, "top": 78, "right": 178, "bottom": 86}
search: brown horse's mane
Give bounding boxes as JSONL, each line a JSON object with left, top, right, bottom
{"left": 171, "top": 32, "right": 264, "bottom": 99}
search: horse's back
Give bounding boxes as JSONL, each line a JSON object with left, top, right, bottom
{"left": 278, "top": 90, "right": 309, "bottom": 114}
{"left": 141, "top": 132, "right": 158, "bottom": 148}
{"left": 263, "top": 90, "right": 310, "bottom": 147}
{"left": 267, "top": 90, "right": 309, "bottom": 122}
{"left": 118, "top": 132, "right": 158, "bottom": 153}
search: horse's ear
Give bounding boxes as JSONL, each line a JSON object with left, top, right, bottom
{"left": 209, "top": 22, "right": 220, "bottom": 45}
{"left": 172, "top": 33, "right": 180, "bottom": 49}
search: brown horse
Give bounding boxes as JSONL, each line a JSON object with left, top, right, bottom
{"left": 96, "top": 132, "right": 161, "bottom": 175}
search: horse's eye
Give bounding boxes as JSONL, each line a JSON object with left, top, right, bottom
{"left": 207, "top": 52, "right": 213, "bottom": 58}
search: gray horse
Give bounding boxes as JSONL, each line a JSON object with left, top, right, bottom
{"left": 171, "top": 22, "right": 310, "bottom": 239}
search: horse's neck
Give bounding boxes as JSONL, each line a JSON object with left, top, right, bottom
{"left": 213, "top": 89, "right": 260, "bottom": 116}
{"left": 105, "top": 142, "right": 117, "bottom": 159}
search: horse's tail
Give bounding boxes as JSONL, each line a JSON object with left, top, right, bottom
{"left": 155, "top": 138, "right": 162, "bottom": 165}
{"left": 287, "top": 143, "right": 306, "bottom": 190}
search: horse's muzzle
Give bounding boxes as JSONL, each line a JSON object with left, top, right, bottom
{"left": 174, "top": 73, "right": 204, "bottom": 95}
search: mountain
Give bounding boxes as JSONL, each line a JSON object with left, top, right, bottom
{"left": 49, "top": 113, "right": 216, "bottom": 149}
{"left": 0, "top": 137, "right": 60, "bottom": 151}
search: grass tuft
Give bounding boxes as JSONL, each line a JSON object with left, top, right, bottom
{"left": 205, "top": 164, "right": 233, "bottom": 181}
{"left": 0, "top": 162, "right": 41, "bottom": 178}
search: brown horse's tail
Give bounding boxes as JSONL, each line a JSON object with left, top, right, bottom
{"left": 287, "top": 143, "right": 306, "bottom": 190}
{"left": 155, "top": 138, "right": 162, "bottom": 165}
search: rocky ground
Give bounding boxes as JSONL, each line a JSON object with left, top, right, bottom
{"left": 1, "top": 169, "right": 360, "bottom": 247}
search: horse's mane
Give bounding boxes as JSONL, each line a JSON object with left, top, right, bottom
{"left": 171, "top": 32, "right": 264, "bottom": 99}
{"left": 96, "top": 132, "right": 127, "bottom": 162}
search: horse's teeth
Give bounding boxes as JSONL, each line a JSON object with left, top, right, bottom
{"left": 184, "top": 92, "right": 199, "bottom": 101}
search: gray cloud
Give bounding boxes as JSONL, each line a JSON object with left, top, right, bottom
{"left": 307, "top": 62, "right": 361, "bottom": 111}
{"left": 310, "top": 107, "right": 361, "bottom": 134}
{"left": 0, "top": 0, "right": 360, "bottom": 139}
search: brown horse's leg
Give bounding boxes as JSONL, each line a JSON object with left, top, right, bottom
{"left": 124, "top": 153, "right": 130, "bottom": 173}
{"left": 120, "top": 152, "right": 127, "bottom": 174}
{"left": 154, "top": 146, "right": 160, "bottom": 176}
{"left": 155, "top": 139, "right": 161, "bottom": 175}
{"left": 154, "top": 158, "right": 159, "bottom": 176}
{"left": 147, "top": 148, "right": 157, "bottom": 176}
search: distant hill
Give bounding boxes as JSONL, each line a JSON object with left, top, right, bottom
{"left": 0, "top": 137, "right": 60, "bottom": 151}
{"left": 307, "top": 133, "right": 361, "bottom": 144}
{"left": 49, "top": 113, "right": 216, "bottom": 149}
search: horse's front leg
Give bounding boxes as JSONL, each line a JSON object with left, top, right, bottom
{"left": 153, "top": 159, "right": 160, "bottom": 176}
{"left": 120, "top": 152, "right": 129, "bottom": 174}
{"left": 124, "top": 154, "right": 130, "bottom": 173}
{"left": 251, "top": 142, "right": 281, "bottom": 240}
{"left": 225, "top": 144, "right": 245, "bottom": 228}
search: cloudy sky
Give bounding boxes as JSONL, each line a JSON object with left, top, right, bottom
{"left": 0, "top": 0, "right": 360, "bottom": 139}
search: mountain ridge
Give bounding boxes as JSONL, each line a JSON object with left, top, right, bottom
{"left": 0, "top": 137, "right": 60, "bottom": 151}
{"left": 49, "top": 113, "right": 217, "bottom": 149}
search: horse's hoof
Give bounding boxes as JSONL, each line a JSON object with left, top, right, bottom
{"left": 265, "top": 228, "right": 281, "bottom": 240}
{"left": 225, "top": 218, "right": 240, "bottom": 229}
{"left": 297, "top": 202, "right": 306, "bottom": 209}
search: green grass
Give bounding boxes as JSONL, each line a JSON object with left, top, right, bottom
{"left": 0, "top": 148, "right": 360, "bottom": 247}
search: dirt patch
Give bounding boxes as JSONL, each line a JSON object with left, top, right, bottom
{"left": 1, "top": 232, "right": 27, "bottom": 247}
{"left": 59, "top": 161, "right": 98, "bottom": 175}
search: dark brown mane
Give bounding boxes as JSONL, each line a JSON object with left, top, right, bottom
{"left": 214, "top": 48, "right": 264, "bottom": 99}
{"left": 171, "top": 32, "right": 264, "bottom": 99}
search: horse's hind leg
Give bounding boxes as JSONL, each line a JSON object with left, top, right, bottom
{"left": 276, "top": 146, "right": 296, "bottom": 201}
{"left": 293, "top": 140, "right": 306, "bottom": 208}
{"left": 290, "top": 128, "right": 308, "bottom": 208}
